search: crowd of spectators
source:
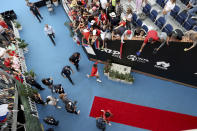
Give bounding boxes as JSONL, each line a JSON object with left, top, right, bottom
{"left": 0, "top": 16, "right": 24, "bottom": 84}
{"left": 65, "top": 0, "right": 147, "bottom": 50}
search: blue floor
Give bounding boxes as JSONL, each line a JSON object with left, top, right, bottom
{"left": 1, "top": 1, "right": 197, "bottom": 131}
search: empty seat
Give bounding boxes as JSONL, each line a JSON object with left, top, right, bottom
{"left": 155, "top": 16, "right": 166, "bottom": 29}
{"left": 142, "top": 25, "right": 149, "bottom": 33}
{"left": 142, "top": 4, "right": 151, "bottom": 15}
{"left": 176, "top": 11, "right": 188, "bottom": 25}
{"left": 136, "top": 19, "right": 143, "bottom": 27}
{"left": 132, "top": 13, "right": 138, "bottom": 26}
{"left": 183, "top": 18, "right": 197, "bottom": 30}
{"left": 149, "top": 10, "right": 158, "bottom": 22}
{"left": 170, "top": 5, "right": 180, "bottom": 18}
{"left": 162, "top": 24, "right": 173, "bottom": 35}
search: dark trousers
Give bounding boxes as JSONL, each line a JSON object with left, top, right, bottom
{"left": 48, "top": 33, "right": 56, "bottom": 45}
{"left": 31, "top": 81, "right": 43, "bottom": 90}
{"left": 74, "top": 62, "right": 79, "bottom": 71}
{"left": 34, "top": 12, "right": 43, "bottom": 22}
{"left": 66, "top": 75, "right": 74, "bottom": 85}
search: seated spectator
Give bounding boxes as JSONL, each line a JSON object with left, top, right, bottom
{"left": 137, "top": 30, "right": 159, "bottom": 56}
{"left": 46, "top": 96, "right": 61, "bottom": 109}
{"left": 112, "top": 26, "right": 126, "bottom": 40}
{"left": 184, "top": 30, "right": 197, "bottom": 51}
{"left": 125, "top": 8, "right": 133, "bottom": 30}
{"left": 99, "top": 10, "right": 108, "bottom": 22}
{"left": 114, "top": 17, "right": 126, "bottom": 31}
{"left": 186, "top": 0, "right": 197, "bottom": 18}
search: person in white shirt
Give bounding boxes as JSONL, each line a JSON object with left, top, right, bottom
{"left": 44, "top": 24, "right": 56, "bottom": 46}
{"left": 100, "top": 0, "right": 108, "bottom": 10}
{"left": 163, "top": 0, "right": 176, "bottom": 20}
{"left": 46, "top": 96, "right": 61, "bottom": 109}
{"left": 121, "top": 30, "right": 133, "bottom": 43}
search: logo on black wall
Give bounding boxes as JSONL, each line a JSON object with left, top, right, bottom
{"left": 127, "top": 55, "right": 149, "bottom": 63}
{"left": 154, "top": 61, "right": 170, "bottom": 70}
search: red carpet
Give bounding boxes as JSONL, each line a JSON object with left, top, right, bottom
{"left": 89, "top": 96, "right": 197, "bottom": 131}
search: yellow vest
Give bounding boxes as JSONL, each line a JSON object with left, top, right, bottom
{"left": 112, "top": 0, "right": 116, "bottom": 7}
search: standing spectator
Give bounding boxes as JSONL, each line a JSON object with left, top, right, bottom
{"left": 121, "top": 30, "right": 133, "bottom": 43}
{"left": 115, "top": 0, "right": 123, "bottom": 20}
{"left": 137, "top": 30, "right": 159, "bottom": 56}
{"left": 162, "top": 0, "right": 176, "bottom": 21}
{"left": 100, "top": 0, "right": 108, "bottom": 10}
{"left": 44, "top": 24, "right": 56, "bottom": 46}
{"left": 87, "top": 62, "right": 102, "bottom": 83}
{"left": 42, "top": 77, "right": 54, "bottom": 93}
{"left": 61, "top": 66, "right": 75, "bottom": 85}
{"left": 125, "top": 8, "right": 133, "bottom": 30}
{"left": 29, "top": 2, "right": 43, "bottom": 23}
{"left": 136, "top": 0, "right": 143, "bottom": 14}
{"left": 187, "top": 0, "right": 197, "bottom": 18}
{"left": 26, "top": 75, "right": 45, "bottom": 90}
{"left": 69, "top": 52, "right": 80, "bottom": 71}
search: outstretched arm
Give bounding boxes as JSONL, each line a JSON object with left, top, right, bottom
{"left": 184, "top": 42, "right": 197, "bottom": 51}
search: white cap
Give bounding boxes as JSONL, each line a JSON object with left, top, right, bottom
{"left": 109, "top": 12, "right": 116, "bottom": 17}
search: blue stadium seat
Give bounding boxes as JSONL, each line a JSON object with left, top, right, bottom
{"left": 142, "top": 4, "right": 151, "bottom": 15}
{"left": 183, "top": 18, "right": 197, "bottom": 30}
{"left": 132, "top": 13, "right": 138, "bottom": 26}
{"left": 170, "top": 5, "right": 180, "bottom": 18}
{"left": 193, "top": 26, "right": 197, "bottom": 32}
{"left": 176, "top": 11, "right": 188, "bottom": 25}
{"left": 136, "top": 19, "right": 143, "bottom": 27}
{"left": 142, "top": 25, "right": 149, "bottom": 33}
{"left": 156, "top": 0, "right": 166, "bottom": 8}
{"left": 149, "top": 10, "right": 158, "bottom": 22}
{"left": 162, "top": 24, "right": 173, "bottom": 36}
{"left": 155, "top": 17, "right": 166, "bottom": 29}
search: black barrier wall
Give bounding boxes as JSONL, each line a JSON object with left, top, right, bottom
{"left": 83, "top": 40, "right": 197, "bottom": 88}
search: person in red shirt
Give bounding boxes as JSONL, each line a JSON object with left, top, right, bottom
{"left": 0, "top": 19, "right": 8, "bottom": 29}
{"left": 87, "top": 62, "right": 102, "bottom": 82}
{"left": 100, "top": 10, "right": 107, "bottom": 22}
{"left": 137, "top": 30, "right": 159, "bottom": 56}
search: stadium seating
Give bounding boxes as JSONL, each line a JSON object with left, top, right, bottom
{"left": 136, "top": 19, "right": 143, "bottom": 27}
{"left": 170, "top": 5, "right": 180, "bottom": 18}
{"left": 142, "top": 4, "right": 152, "bottom": 15}
{"left": 149, "top": 10, "right": 158, "bottom": 22}
{"left": 155, "top": 16, "right": 166, "bottom": 29}
{"left": 132, "top": 13, "right": 138, "bottom": 26}
{"left": 162, "top": 24, "right": 173, "bottom": 35}
{"left": 156, "top": 0, "right": 166, "bottom": 8}
{"left": 176, "top": 11, "right": 188, "bottom": 25}
{"left": 193, "top": 26, "right": 197, "bottom": 31}
{"left": 182, "top": 18, "right": 196, "bottom": 30}
{"left": 142, "top": 25, "right": 149, "bottom": 33}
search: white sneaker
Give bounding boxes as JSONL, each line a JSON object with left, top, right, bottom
{"left": 96, "top": 79, "right": 102, "bottom": 83}
{"left": 86, "top": 74, "right": 90, "bottom": 78}
{"left": 77, "top": 110, "right": 80, "bottom": 114}
{"left": 57, "top": 106, "right": 61, "bottom": 109}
